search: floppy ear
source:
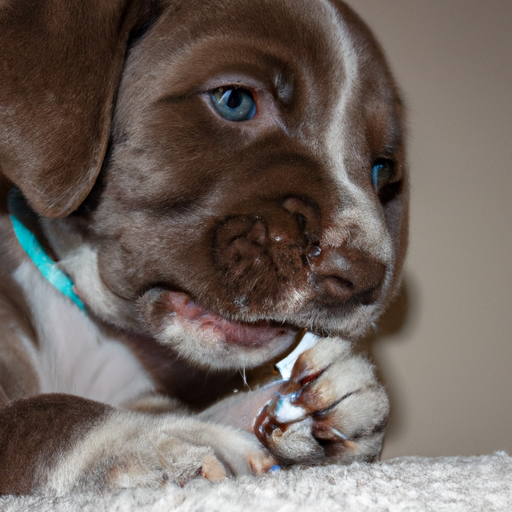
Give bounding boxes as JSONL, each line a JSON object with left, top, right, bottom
{"left": 0, "top": 0, "right": 156, "bottom": 217}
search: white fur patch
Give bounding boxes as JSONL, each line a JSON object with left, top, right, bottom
{"left": 12, "top": 260, "right": 154, "bottom": 406}
{"left": 44, "top": 409, "right": 269, "bottom": 493}
{"left": 319, "top": 7, "right": 395, "bottom": 267}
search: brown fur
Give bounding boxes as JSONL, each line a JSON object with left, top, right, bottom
{"left": 0, "top": 0, "right": 408, "bottom": 494}
{"left": 0, "top": 394, "right": 110, "bottom": 494}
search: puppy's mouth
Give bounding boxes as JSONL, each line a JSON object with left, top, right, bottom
{"left": 164, "top": 291, "right": 291, "bottom": 348}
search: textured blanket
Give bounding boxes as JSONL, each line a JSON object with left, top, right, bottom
{"left": 1, "top": 452, "right": 510, "bottom": 511}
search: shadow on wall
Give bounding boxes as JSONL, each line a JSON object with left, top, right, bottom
{"left": 357, "top": 274, "right": 419, "bottom": 449}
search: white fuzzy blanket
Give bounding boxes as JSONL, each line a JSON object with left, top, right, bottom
{"left": 1, "top": 452, "right": 510, "bottom": 511}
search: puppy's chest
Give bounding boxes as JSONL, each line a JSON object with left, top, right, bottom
{"left": 12, "top": 260, "right": 155, "bottom": 406}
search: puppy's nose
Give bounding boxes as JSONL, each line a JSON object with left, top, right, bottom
{"left": 310, "top": 247, "right": 386, "bottom": 306}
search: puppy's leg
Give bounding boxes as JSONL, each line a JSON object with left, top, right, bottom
{"left": 0, "top": 394, "right": 275, "bottom": 495}
{"left": 202, "top": 339, "right": 388, "bottom": 465}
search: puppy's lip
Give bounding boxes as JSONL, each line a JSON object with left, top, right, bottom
{"left": 165, "top": 291, "right": 290, "bottom": 347}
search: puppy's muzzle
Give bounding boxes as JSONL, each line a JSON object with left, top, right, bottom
{"left": 214, "top": 196, "right": 386, "bottom": 310}
{"left": 310, "top": 248, "right": 386, "bottom": 307}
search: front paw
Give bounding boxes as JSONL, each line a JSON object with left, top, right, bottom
{"left": 254, "top": 337, "right": 389, "bottom": 465}
{"left": 45, "top": 411, "right": 276, "bottom": 493}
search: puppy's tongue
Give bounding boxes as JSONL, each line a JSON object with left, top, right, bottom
{"left": 166, "top": 292, "right": 288, "bottom": 347}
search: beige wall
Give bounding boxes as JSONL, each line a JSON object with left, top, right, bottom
{"left": 344, "top": 0, "right": 512, "bottom": 458}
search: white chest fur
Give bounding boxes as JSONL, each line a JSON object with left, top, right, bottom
{"left": 13, "top": 260, "right": 155, "bottom": 407}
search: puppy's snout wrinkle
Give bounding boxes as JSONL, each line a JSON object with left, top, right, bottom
{"left": 281, "top": 197, "right": 321, "bottom": 247}
{"left": 214, "top": 196, "right": 321, "bottom": 263}
{"left": 213, "top": 195, "right": 385, "bottom": 309}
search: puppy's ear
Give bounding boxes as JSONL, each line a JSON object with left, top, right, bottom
{"left": 0, "top": 1, "right": 158, "bottom": 217}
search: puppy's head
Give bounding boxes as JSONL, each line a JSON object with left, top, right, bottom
{"left": 2, "top": 0, "right": 408, "bottom": 370}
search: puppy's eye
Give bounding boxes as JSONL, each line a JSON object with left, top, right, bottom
{"left": 210, "top": 87, "right": 256, "bottom": 121}
{"left": 372, "top": 159, "right": 395, "bottom": 191}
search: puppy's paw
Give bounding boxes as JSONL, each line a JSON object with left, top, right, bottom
{"left": 254, "top": 338, "right": 389, "bottom": 465}
{"left": 45, "top": 412, "right": 276, "bottom": 493}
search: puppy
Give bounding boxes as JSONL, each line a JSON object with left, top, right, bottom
{"left": 0, "top": 0, "right": 408, "bottom": 495}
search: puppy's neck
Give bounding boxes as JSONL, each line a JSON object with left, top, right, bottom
{"left": 8, "top": 188, "right": 56, "bottom": 256}
{"left": 8, "top": 188, "right": 86, "bottom": 312}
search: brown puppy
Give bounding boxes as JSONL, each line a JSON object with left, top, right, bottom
{"left": 0, "top": 0, "right": 408, "bottom": 494}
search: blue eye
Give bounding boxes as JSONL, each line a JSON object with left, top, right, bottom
{"left": 372, "top": 159, "right": 394, "bottom": 191}
{"left": 210, "top": 87, "right": 257, "bottom": 121}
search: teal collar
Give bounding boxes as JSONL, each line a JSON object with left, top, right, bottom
{"left": 9, "top": 193, "right": 86, "bottom": 312}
